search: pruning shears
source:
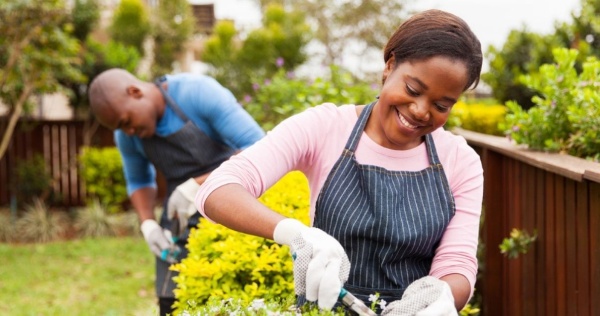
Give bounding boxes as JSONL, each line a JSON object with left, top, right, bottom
{"left": 161, "top": 217, "right": 182, "bottom": 263}
{"left": 339, "top": 288, "right": 378, "bottom": 316}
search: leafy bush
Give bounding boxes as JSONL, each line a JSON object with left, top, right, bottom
{"left": 446, "top": 101, "right": 507, "bottom": 136}
{"left": 244, "top": 65, "right": 378, "bottom": 131}
{"left": 78, "top": 146, "right": 128, "bottom": 213}
{"left": 172, "top": 171, "right": 310, "bottom": 314}
{"left": 502, "top": 48, "right": 600, "bottom": 161}
{"left": 10, "top": 154, "right": 53, "bottom": 207}
{"left": 499, "top": 228, "right": 538, "bottom": 259}
{"left": 15, "top": 199, "right": 69, "bottom": 243}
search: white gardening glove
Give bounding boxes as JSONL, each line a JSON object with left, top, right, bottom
{"left": 140, "top": 219, "right": 179, "bottom": 264}
{"left": 167, "top": 178, "right": 201, "bottom": 233}
{"left": 273, "top": 218, "right": 351, "bottom": 310}
{"left": 381, "top": 276, "right": 457, "bottom": 316}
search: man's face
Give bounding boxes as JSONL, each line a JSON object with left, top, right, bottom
{"left": 96, "top": 87, "right": 158, "bottom": 138}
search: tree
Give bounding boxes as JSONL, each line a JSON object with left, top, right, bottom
{"left": 0, "top": 0, "right": 84, "bottom": 160}
{"left": 201, "top": 3, "right": 311, "bottom": 99}
{"left": 109, "top": 0, "right": 150, "bottom": 57}
{"left": 150, "top": 0, "right": 195, "bottom": 78}
{"left": 257, "top": 0, "right": 407, "bottom": 79}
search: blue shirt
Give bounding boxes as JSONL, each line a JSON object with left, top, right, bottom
{"left": 115, "top": 73, "right": 265, "bottom": 195}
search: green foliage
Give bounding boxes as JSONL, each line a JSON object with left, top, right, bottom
{"left": 502, "top": 48, "right": 600, "bottom": 161}
{"left": 445, "top": 101, "right": 507, "bottom": 136}
{"left": 189, "top": 296, "right": 345, "bottom": 315}
{"left": 0, "top": 0, "right": 84, "bottom": 159}
{"left": 74, "top": 199, "right": 117, "bottom": 238}
{"left": 201, "top": 4, "right": 311, "bottom": 99}
{"left": 483, "top": 0, "right": 600, "bottom": 111}
{"left": 172, "top": 171, "right": 311, "bottom": 314}
{"left": 482, "top": 29, "right": 557, "bottom": 109}
{"left": 0, "top": 211, "right": 15, "bottom": 242}
{"left": 499, "top": 228, "right": 538, "bottom": 259}
{"left": 15, "top": 198, "right": 70, "bottom": 243}
{"left": 150, "top": 0, "right": 195, "bottom": 77}
{"left": 10, "top": 154, "right": 53, "bottom": 206}
{"left": 109, "top": 0, "right": 150, "bottom": 56}
{"left": 460, "top": 303, "right": 481, "bottom": 316}
{"left": 71, "top": 0, "right": 100, "bottom": 41}
{"left": 244, "top": 65, "right": 378, "bottom": 131}
{"left": 78, "top": 146, "right": 127, "bottom": 213}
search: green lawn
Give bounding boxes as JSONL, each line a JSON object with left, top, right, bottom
{"left": 0, "top": 237, "right": 158, "bottom": 316}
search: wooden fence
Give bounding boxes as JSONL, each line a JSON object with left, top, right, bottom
{"left": 0, "top": 119, "right": 115, "bottom": 207}
{"left": 454, "top": 129, "right": 600, "bottom": 316}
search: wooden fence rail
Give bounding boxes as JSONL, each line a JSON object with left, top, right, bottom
{"left": 454, "top": 128, "right": 600, "bottom": 316}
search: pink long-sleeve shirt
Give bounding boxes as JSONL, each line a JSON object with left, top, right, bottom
{"left": 196, "top": 103, "right": 484, "bottom": 293}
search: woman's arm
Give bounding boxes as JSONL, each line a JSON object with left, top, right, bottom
{"left": 203, "top": 183, "right": 285, "bottom": 239}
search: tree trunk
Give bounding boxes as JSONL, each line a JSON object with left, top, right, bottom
{"left": 0, "top": 84, "right": 33, "bottom": 160}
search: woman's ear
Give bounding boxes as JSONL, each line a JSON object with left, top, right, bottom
{"left": 382, "top": 55, "right": 396, "bottom": 84}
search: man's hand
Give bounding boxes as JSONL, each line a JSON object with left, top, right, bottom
{"left": 167, "top": 178, "right": 201, "bottom": 233}
{"left": 381, "top": 276, "right": 457, "bottom": 316}
{"left": 273, "top": 218, "right": 351, "bottom": 310}
{"left": 140, "top": 219, "right": 178, "bottom": 264}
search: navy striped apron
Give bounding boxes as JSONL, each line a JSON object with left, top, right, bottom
{"left": 141, "top": 77, "right": 236, "bottom": 298}
{"left": 313, "top": 102, "right": 455, "bottom": 308}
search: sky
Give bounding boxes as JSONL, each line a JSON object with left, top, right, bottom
{"left": 191, "top": 0, "right": 582, "bottom": 75}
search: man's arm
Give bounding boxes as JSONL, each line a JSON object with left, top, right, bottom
{"left": 130, "top": 187, "right": 158, "bottom": 221}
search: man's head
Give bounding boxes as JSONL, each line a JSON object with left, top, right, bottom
{"left": 89, "top": 68, "right": 164, "bottom": 138}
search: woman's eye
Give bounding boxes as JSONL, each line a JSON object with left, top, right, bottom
{"left": 435, "top": 103, "right": 451, "bottom": 113}
{"left": 405, "top": 84, "right": 419, "bottom": 96}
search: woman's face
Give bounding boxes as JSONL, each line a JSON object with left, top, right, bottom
{"left": 366, "top": 56, "right": 469, "bottom": 150}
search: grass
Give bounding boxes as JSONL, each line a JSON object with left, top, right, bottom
{"left": 0, "top": 237, "right": 158, "bottom": 316}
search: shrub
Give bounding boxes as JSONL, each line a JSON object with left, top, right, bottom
{"left": 15, "top": 199, "right": 70, "bottom": 243}
{"left": 172, "top": 171, "right": 310, "bottom": 314}
{"left": 0, "top": 211, "right": 15, "bottom": 242}
{"left": 502, "top": 48, "right": 600, "bottom": 161}
{"left": 78, "top": 146, "right": 128, "bottom": 213}
{"left": 446, "top": 101, "right": 507, "bottom": 136}
{"left": 73, "top": 199, "right": 116, "bottom": 238}
{"left": 10, "top": 154, "right": 53, "bottom": 207}
{"left": 244, "top": 65, "right": 378, "bottom": 131}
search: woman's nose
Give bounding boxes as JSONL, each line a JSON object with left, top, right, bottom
{"left": 409, "top": 101, "right": 431, "bottom": 121}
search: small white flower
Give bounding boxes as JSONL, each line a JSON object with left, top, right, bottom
{"left": 378, "top": 299, "right": 387, "bottom": 310}
{"left": 368, "top": 294, "right": 378, "bottom": 302}
{"left": 251, "top": 298, "right": 266, "bottom": 310}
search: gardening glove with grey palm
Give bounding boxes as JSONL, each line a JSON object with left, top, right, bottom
{"left": 273, "top": 218, "right": 351, "bottom": 310}
{"left": 140, "top": 219, "right": 178, "bottom": 264}
{"left": 167, "top": 178, "right": 201, "bottom": 233}
{"left": 381, "top": 276, "right": 457, "bottom": 316}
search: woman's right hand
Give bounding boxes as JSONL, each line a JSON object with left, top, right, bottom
{"left": 274, "top": 218, "right": 351, "bottom": 310}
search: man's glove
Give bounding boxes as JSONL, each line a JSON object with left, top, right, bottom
{"left": 273, "top": 218, "right": 351, "bottom": 310}
{"left": 140, "top": 219, "right": 179, "bottom": 264}
{"left": 381, "top": 276, "right": 457, "bottom": 316}
{"left": 167, "top": 178, "right": 200, "bottom": 233}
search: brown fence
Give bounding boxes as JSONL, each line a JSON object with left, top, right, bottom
{"left": 454, "top": 129, "right": 600, "bottom": 316}
{"left": 0, "top": 119, "right": 116, "bottom": 207}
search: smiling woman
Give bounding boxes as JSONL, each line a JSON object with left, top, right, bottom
{"left": 194, "top": 9, "right": 484, "bottom": 316}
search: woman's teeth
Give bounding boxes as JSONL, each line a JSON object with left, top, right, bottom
{"left": 399, "top": 114, "right": 417, "bottom": 129}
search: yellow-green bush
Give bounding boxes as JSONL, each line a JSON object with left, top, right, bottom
{"left": 446, "top": 101, "right": 507, "bottom": 136}
{"left": 172, "top": 171, "right": 310, "bottom": 314}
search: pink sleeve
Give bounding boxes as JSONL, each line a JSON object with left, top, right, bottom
{"left": 195, "top": 104, "right": 342, "bottom": 222}
{"left": 429, "top": 139, "right": 484, "bottom": 298}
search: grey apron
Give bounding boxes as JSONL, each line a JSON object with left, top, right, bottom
{"left": 313, "top": 101, "right": 455, "bottom": 310}
{"left": 141, "top": 77, "right": 236, "bottom": 298}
